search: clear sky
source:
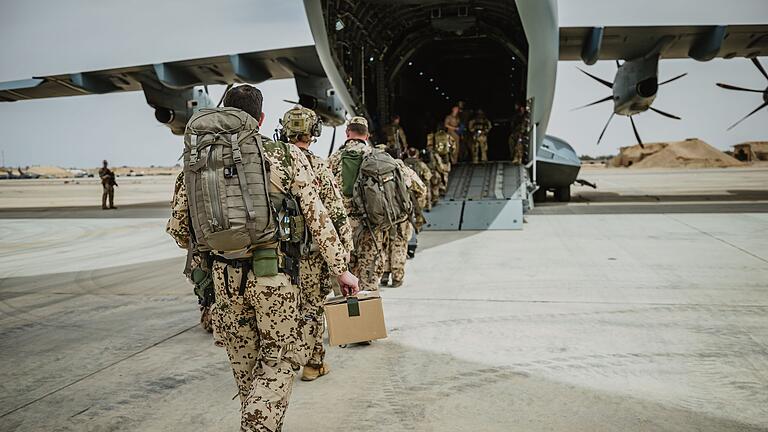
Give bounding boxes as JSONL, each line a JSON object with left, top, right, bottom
{"left": 0, "top": 0, "right": 766, "bottom": 168}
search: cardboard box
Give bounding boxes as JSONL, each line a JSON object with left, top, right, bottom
{"left": 324, "top": 291, "right": 387, "bottom": 346}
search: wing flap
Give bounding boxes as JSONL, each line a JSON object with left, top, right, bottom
{"left": 560, "top": 24, "right": 768, "bottom": 62}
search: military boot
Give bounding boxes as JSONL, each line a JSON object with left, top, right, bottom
{"left": 301, "top": 363, "right": 330, "bottom": 381}
{"left": 391, "top": 279, "right": 403, "bottom": 288}
{"left": 380, "top": 272, "right": 390, "bottom": 287}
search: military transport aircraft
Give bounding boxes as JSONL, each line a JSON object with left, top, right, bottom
{"left": 1, "top": 0, "right": 766, "bottom": 225}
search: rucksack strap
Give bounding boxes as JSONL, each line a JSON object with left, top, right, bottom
{"left": 231, "top": 132, "right": 257, "bottom": 221}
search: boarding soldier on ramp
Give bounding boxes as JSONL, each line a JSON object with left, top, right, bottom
{"left": 278, "top": 105, "right": 354, "bottom": 382}
{"left": 384, "top": 114, "right": 408, "bottom": 157}
{"left": 168, "top": 85, "right": 358, "bottom": 432}
{"left": 469, "top": 110, "right": 492, "bottom": 163}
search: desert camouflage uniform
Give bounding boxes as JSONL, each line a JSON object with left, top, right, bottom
{"left": 169, "top": 137, "right": 349, "bottom": 432}
{"left": 166, "top": 172, "right": 218, "bottom": 337}
{"left": 384, "top": 123, "right": 408, "bottom": 156}
{"left": 298, "top": 147, "right": 353, "bottom": 368}
{"left": 444, "top": 114, "right": 461, "bottom": 164}
{"left": 328, "top": 138, "right": 386, "bottom": 291}
{"left": 403, "top": 155, "right": 432, "bottom": 213}
{"left": 381, "top": 161, "right": 427, "bottom": 284}
{"left": 469, "top": 117, "right": 492, "bottom": 163}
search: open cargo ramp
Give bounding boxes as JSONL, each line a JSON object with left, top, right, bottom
{"left": 424, "top": 162, "right": 531, "bottom": 231}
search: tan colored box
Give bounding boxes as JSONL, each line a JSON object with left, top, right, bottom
{"left": 324, "top": 291, "right": 387, "bottom": 346}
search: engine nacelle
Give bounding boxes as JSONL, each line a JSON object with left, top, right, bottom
{"left": 142, "top": 85, "right": 213, "bottom": 135}
{"left": 295, "top": 76, "right": 346, "bottom": 127}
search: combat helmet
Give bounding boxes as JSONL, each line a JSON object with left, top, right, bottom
{"left": 280, "top": 105, "right": 322, "bottom": 142}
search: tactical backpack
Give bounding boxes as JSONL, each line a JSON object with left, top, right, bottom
{"left": 352, "top": 150, "right": 413, "bottom": 229}
{"left": 183, "top": 107, "right": 281, "bottom": 260}
{"left": 434, "top": 131, "right": 452, "bottom": 156}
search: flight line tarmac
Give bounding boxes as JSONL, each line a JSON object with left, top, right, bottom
{"left": 0, "top": 167, "right": 767, "bottom": 431}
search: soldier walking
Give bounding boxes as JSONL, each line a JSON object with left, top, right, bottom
{"left": 167, "top": 85, "right": 358, "bottom": 432}
{"left": 98, "top": 160, "right": 117, "bottom": 209}
{"left": 278, "top": 105, "right": 354, "bottom": 382}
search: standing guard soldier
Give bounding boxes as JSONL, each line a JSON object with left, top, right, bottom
{"left": 167, "top": 85, "right": 359, "bottom": 432}
{"left": 98, "top": 160, "right": 117, "bottom": 209}
{"left": 278, "top": 105, "right": 354, "bottom": 382}
{"left": 444, "top": 106, "right": 462, "bottom": 164}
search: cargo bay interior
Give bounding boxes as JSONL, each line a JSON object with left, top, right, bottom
{"left": 325, "top": 0, "right": 529, "bottom": 160}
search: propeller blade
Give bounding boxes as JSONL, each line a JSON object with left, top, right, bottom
{"left": 576, "top": 67, "right": 614, "bottom": 89}
{"left": 716, "top": 82, "right": 765, "bottom": 93}
{"left": 650, "top": 107, "right": 682, "bottom": 120}
{"left": 283, "top": 99, "right": 300, "bottom": 105}
{"left": 659, "top": 73, "right": 687, "bottom": 86}
{"left": 204, "top": 85, "right": 209, "bottom": 95}
{"left": 328, "top": 126, "right": 337, "bottom": 157}
{"left": 217, "top": 83, "right": 233, "bottom": 107}
{"left": 629, "top": 115, "right": 644, "bottom": 148}
{"left": 727, "top": 100, "right": 768, "bottom": 131}
{"left": 615, "top": 60, "right": 621, "bottom": 69}
{"left": 571, "top": 95, "right": 613, "bottom": 111}
{"left": 597, "top": 112, "right": 615, "bottom": 145}
{"left": 752, "top": 57, "right": 768, "bottom": 81}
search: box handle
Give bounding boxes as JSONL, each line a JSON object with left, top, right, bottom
{"left": 347, "top": 296, "right": 360, "bottom": 317}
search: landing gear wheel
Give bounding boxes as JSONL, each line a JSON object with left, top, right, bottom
{"left": 533, "top": 188, "right": 547, "bottom": 203}
{"left": 554, "top": 186, "right": 571, "bottom": 202}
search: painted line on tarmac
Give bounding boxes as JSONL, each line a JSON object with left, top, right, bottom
{"left": 665, "top": 214, "right": 768, "bottom": 265}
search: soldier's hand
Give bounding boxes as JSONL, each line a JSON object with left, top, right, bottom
{"left": 337, "top": 271, "right": 359, "bottom": 296}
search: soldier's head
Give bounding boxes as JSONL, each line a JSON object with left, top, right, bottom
{"left": 102, "top": 160, "right": 108, "bottom": 168}
{"left": 391, "top": 115, "right": 401, "bottom": 125}
{"left": 346, "top": 116, "right": 369, "bottom": 141}
{"left": 407, "top": 147, "right": 419, "bottom": 159}
{"left": 280, "top": 105, "right": 321, "bottom": 146}
{"left": 451, "top": 106, "right": 460, "bottom": 116}
{"left": 223, "top": 85, "right": 265, "bottom": 126}
{"left": 476, "top": 109, "right": 485, "bottom": 118}
{"left": 458, "top": 100, "right": 465, "bottom": 110}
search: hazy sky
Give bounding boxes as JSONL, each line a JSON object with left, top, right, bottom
{"left": 0, "top": 0, "right": 766, "bottom": 167}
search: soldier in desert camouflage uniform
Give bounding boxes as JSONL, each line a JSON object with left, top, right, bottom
{"left": 328, "top": 116, "right": 387, "bottom": 292}
{"left": 168, "top": 85, "right": 358, "bottom": 432}
{"left": 380, "top": 151, "right": 427, "bottom": 287}
{"left": 279, "top": 105, "right": 354, "bottom": 382}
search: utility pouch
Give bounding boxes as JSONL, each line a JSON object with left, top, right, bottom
{"left": 191, "top": 267, "right": 215, "bottom": 306}
{"left": 252, "top": 248, "right": 279, "bottom": 277}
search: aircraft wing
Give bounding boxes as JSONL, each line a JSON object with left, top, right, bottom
{"left": 560, "top": 24, "right": 768, "bottom": 64}
{"left": 0, "top": 45, "right": 324, "bottom": 102}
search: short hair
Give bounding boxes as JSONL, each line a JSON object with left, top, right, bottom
{"left": 347, "top": 123, "right": 368, "bottom": 136}
{"left": 223, "top": 85, "right": 264, "bottom": 120}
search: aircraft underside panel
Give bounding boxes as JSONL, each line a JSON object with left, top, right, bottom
{"left": 424, "top": 162, "right": 529, "bottom": 231}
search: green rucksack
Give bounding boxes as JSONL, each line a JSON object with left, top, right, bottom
{"left": 340, "top": 150, "right": 364, "bottom": 198}
{"left": 183, "top": 107, "right": 281, "bottom": 259}
{"left": 352, "top": 150, "right": 413, "bottom": 229}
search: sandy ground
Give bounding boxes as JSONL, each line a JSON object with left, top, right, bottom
{"left": 0, "top": 168, "right": 767, "bottom": 431}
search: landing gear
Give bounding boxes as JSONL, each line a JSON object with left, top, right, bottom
{"left": 554, "top": 186, "right": 571, "bottom": 203}
{"left": 533, "top": 188, "right": 547, "bottom": 203}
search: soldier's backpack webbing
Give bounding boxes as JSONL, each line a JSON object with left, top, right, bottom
{"left": 435, "top": 131, "right": 451, "bottom": 156}
{"left": 183, "top": 107, "right": 280, "bottom": 259}
{"left": 352, "top": 151, "right": 413, "bottom": 229}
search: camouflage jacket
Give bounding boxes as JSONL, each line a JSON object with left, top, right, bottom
{"left": 469, "top": 118, "right": 491, "bottom": 133}
{"left": 166, "top": 136, "right": 350, "bottom": 276}
{"left": 327, "top": 138, "right": 372, "bottom": 216}
{"left": 395, "top": 159, "right": 428, "bottom": 209}
{"left": 300, "top": 147, "right": 354, "bottom": 254}
{"left": 403, "top": 157, "right": 432, "bottom": 186}
{"left": 384, "top": 124, "right": 408, "bottom": 151}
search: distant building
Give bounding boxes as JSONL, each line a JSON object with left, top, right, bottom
{"left": 732, "top": 142, "right": 768, "bottom": 162}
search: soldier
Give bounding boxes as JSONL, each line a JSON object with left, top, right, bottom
{"left": 469, "top": 110, "right": 492, "bottom": 163}
{"left": 403, "top": 147, "right": 433, "bottom": 214}
{"left": 328, "top": 117, "right": 385, "bottom": 292}
{"left": 98, "top": 160, "right": 117, "bottom": 209}
{"left": 380, "top": 150, "right": 427, "bottom": 287}
{"left": 444, "top": 106, "right": 463, "bottom": 164}
{"left": 278, "top": 105, "right": 354, "bottom": 382}
{"left": 167, "top": 85, "right": 359, "bottom": 432}
{"left": 510, "top": 103, "right": 530, "bottom": 165}
{"left": 384, "top": 114, "right": 408, "bottom": 157}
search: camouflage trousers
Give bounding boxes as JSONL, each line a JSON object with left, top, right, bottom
{"left": 430, "top": 176, "right": 441, "bottom": 206}
{"left": 298, "top": 253, "right": 331, "bottom": 368}
{"left": 382, "top": 221, "right": 413, "bottom": 282}
{"left": 472, "top": 135, "right": 488, "bottom": 163}
{"left": 448, "top": 131, "right": 460, "bottom": 164}
{"left": 101, "top": 183, "right": 114, "bottom": 208}
{"left": 350, "top": 217, "right": 386, "bottom": 291}
{"left": 211, "top": 261, "right": 304, "bottom": 432}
